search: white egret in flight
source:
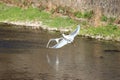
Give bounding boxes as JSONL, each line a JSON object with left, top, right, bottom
{"left": 46, "top": 25, "right": 80, "bottom": 49}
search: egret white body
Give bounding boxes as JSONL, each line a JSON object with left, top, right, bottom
{"left": 46, "top": 25, "right": 80, "bottom": 49}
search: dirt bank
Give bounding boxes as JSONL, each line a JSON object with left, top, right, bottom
{"left": 0, "top": 21, "right": 72, "bottom": 32}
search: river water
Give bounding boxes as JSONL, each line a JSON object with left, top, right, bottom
{"left": 0, "top": 25, "right": 120, "bottom": 80}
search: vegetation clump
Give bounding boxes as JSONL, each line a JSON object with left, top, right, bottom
{"left": 101, "top": 15, "right": 116, "bottom": 23}
{"left": 74, "top": 10, "right": 93, "bottom": 19}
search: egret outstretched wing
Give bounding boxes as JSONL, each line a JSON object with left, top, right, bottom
{"left": 69, "top": 25, "right": 80, "bottom": 37}
{"left": 62, "top": 25, "right": 80, "bottom": 43}
{"left": 46, "top": 38, "right": 63, "bottom": 48}
{"left": 50, "top": 38, "right": 68, "bottom": 48}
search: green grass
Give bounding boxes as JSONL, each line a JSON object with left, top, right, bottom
{"left": 0, "top": 3, "right": 76, "bottom": 28}
{"left": 44, "top": 17, "right": 75, "bottom": 27}
{"left": 81, "top": 24, "right": 120, "bottom": 38}
{"left": 0, "top": 4, "right": 50, "bottom": 21}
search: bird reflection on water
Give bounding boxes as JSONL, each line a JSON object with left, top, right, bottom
{"left": 46, "top": 53, "right": 60, "bottom": 71}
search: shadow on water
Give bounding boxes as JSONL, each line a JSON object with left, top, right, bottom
{"left": 0, "top": 24, "right": 120, "bottom": 80}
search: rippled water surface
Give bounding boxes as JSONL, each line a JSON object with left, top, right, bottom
{"left": 0, "top": 25, "right": 120, "bottom": 80}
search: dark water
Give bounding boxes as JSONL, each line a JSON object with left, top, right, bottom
{"left": 0, "top": 26, "right": 120, "bottom": 80}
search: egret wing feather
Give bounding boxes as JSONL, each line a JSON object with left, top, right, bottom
{"left": 69, "top": 25, "right": 80, "bottom": 37}
{"left": 51, "top": 39, "right": 68, "bottom": 48}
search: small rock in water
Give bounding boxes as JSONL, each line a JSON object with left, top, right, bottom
{"left": 99, "top": 56, "right": 104, "bottom": 59}
{"left": 104, "top": 50, "right": 120, "bottom": 53}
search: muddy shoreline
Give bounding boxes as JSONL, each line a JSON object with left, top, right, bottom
{"left": 0, "top": 21, "right": 120, "bottom": 42}
{"left": 0, "top": 21, "right": 72, "bottom": 32}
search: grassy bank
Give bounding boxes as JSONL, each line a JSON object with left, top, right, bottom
{"left": 80, "top": 24, "right": 120, "bottom": 41}
{"left": 0, "top": 3, "right": 75, "bottom": 28}
{"left": 0, "top": 3, "right": 120, "bottom": 41}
